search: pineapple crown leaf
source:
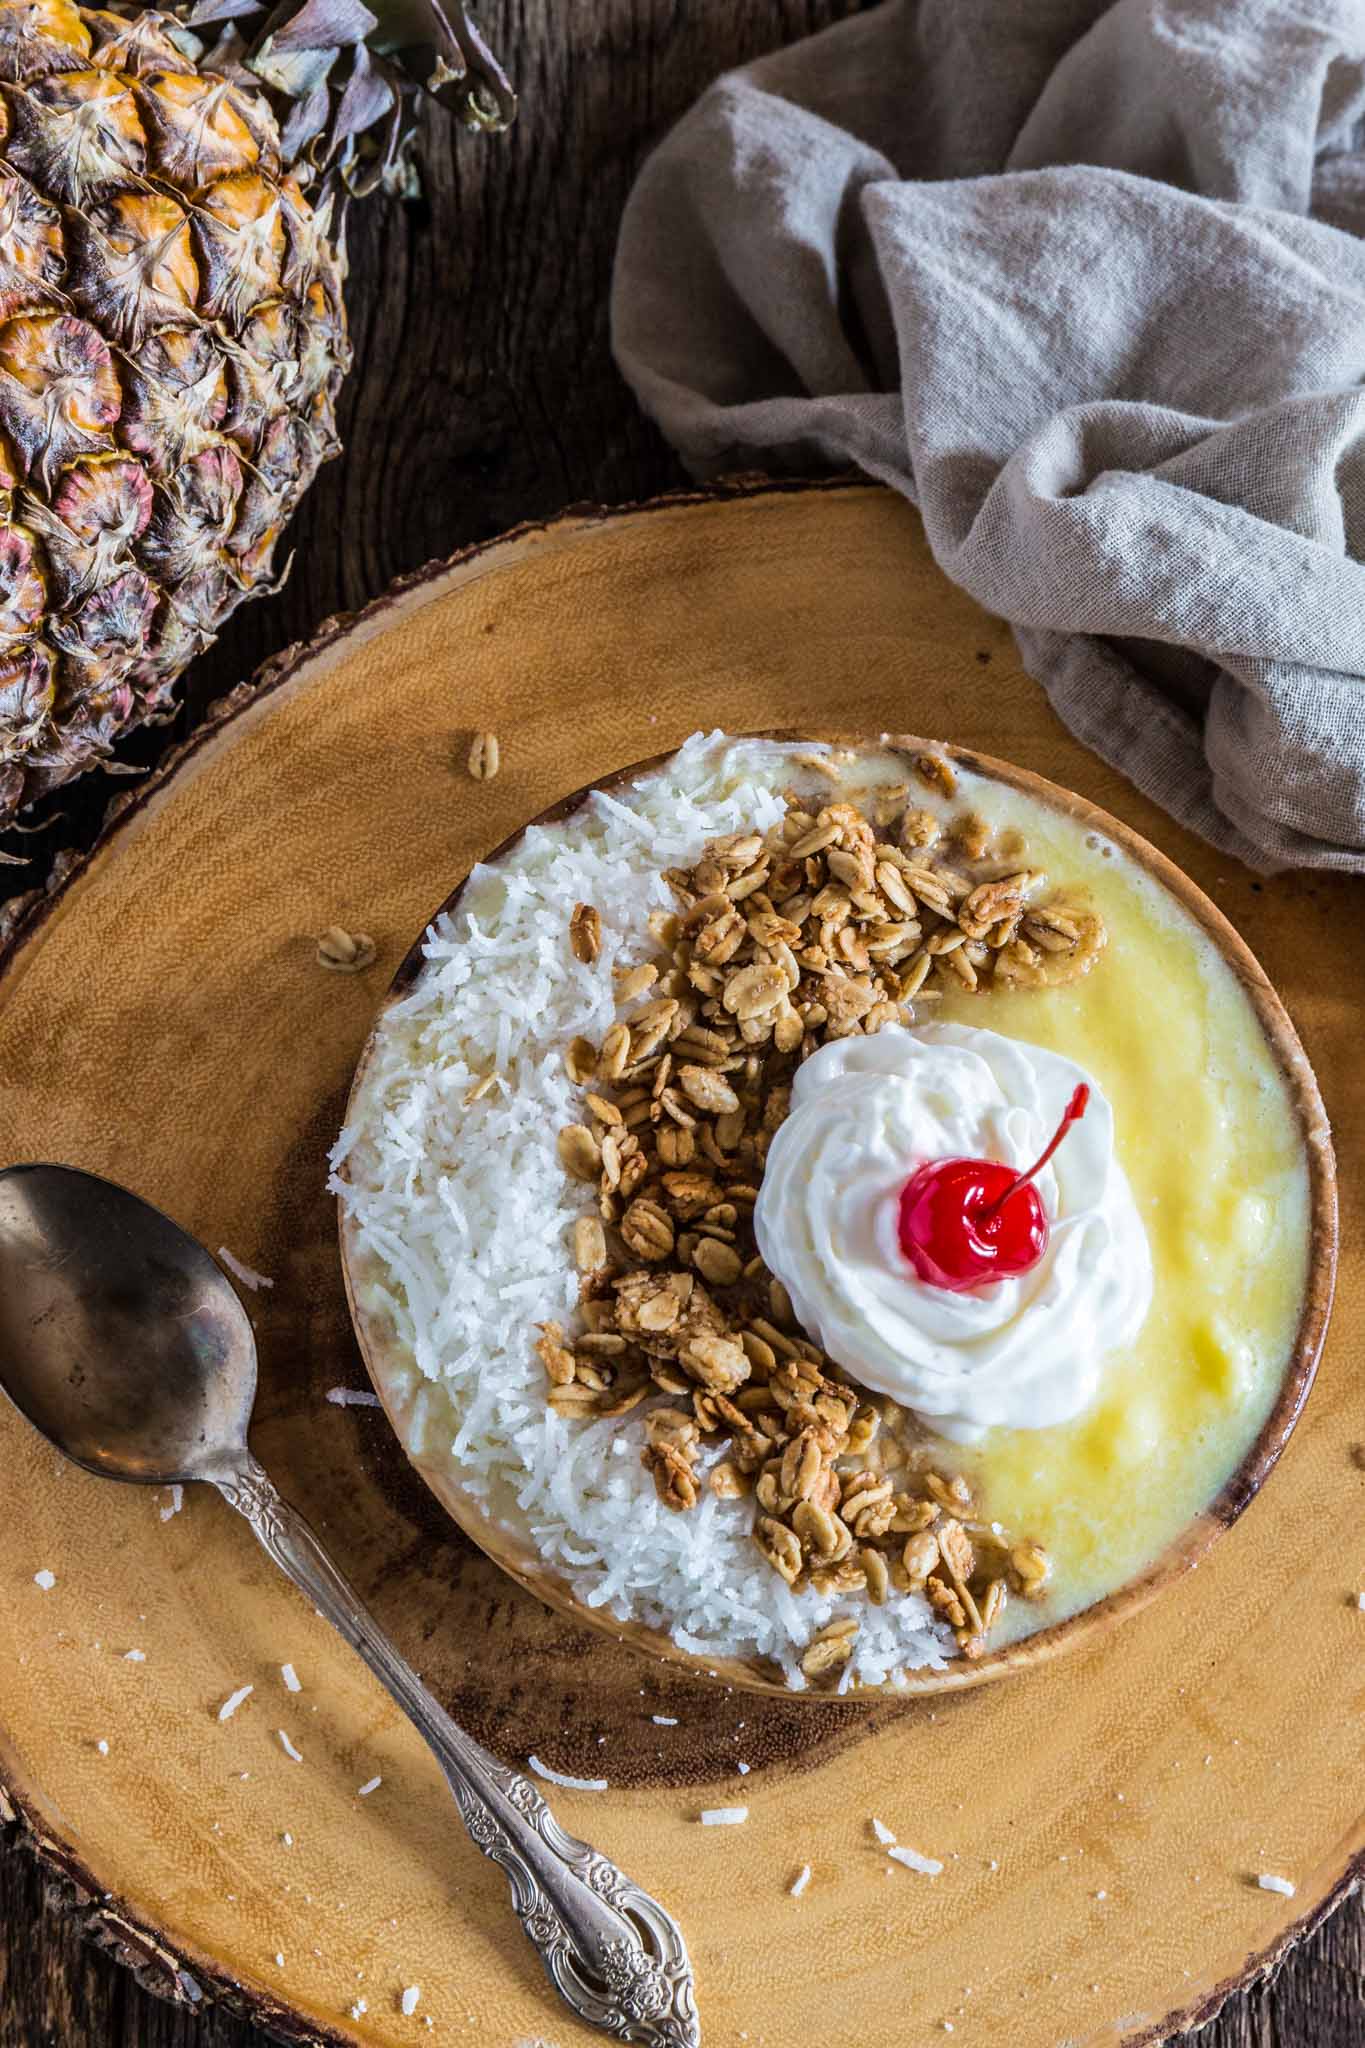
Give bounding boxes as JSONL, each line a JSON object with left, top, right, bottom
{"left": 156, "top": 0, "right": 515, "bottom": 193}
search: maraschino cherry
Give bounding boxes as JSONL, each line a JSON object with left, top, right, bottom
{"left": 896, "top": 1084, "right": 1090, "bottom": 1294}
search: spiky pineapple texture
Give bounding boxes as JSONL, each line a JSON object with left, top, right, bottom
{"left": 0, "top": 0, "right": 352, "bottom": 821}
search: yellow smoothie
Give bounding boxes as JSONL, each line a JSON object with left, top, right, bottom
{"left": 868, "top": 764, "right": 1313, "bottom": 1639}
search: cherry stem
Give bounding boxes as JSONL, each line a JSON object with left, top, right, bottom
{"left": 977, "top": 1083, "right": 1090, "bottom": 1222}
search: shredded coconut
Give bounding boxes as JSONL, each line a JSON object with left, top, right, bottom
{"left": 281, "top": 1662, "right": 301, "bottom": 1693}
{"left": 357, "top": 1775, "right": 382, "bottom": 1796}
{"left": 699, "top": 1807, "right": 748, "bottom": 1826}
{"left": 95, "top": 1738, "right": 109, "bottom": 1756}
{"left": 887, "top": 1844, "right": 943, "bottom": 1877}
{"left": 1257, "top": 1872, "right": 1296, "bottom": 1897}
{"left": 217, "top": 1246, "right": 273, "bottom": 1291}
{"left": 123, "top": 1648, "right": 146, "bottom": 1663}
{"left": 401, "top": 1986, "right": 421, "bottom": 2016}
{"left": 527, "top": 1756, "right": 608, "bottom": 1792}
{"left": 789, "top": 1864, "right": 812, "bottom": 1897}
{"left": 32, "top": 1569, "right": 55, "bottom": 1590}
{"left": 277, "top": 1728, "right": 303, "bottom": 1762}
{"left": 217, "top": 1685, "right": 253, "bottom": 1722}
{"left": 159, "top": 1484, "right": 184, "bottom": 1521}
{"left": 332, "top": 733, "right": 951, "bottom": 1689}
{"left": 871, "top": 1816, "right": 896, "bottom": 1845}
{"left": 326, "top": 1387, "right": 381, "bottom": 1407}
{"left": 651, "top": 1716, "right": 678, "bottom": 1726}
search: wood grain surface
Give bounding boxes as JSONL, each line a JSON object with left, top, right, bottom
{"left": 0, "top": 1, "right": 1360, "bottom": 2042}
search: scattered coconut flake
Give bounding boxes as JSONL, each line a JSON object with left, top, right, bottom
{"left": 281, "top": 1662, "right": 301, "bottom": 1693}
{"left": 698, "top": 1807, "right": 748, "bottom": 1826}
{"left": 887, "top": 1845, "right": 943, "bottom": 1877}
{"left": 95, "top": 1739, "right": 109, "bottom": 1756}
{"left": 1257, "top": 1872, "right": 1296, "bottom": 1898}
{"left": 326, "top": 1387, "right": 381, "bottom": 1407}
{"left": 277, "top": 1728, "right": 303, "bottom": 1762}
{"left": 351, "top": 1999, "right": 368, "bottom": 2019}
{"left": 33, "top": 1569, "right": 56, "bottom": 1590}
{"left": 358, "top": 1775, "right": 382, "bottom": 1796}
{"left": 401, "top": 1986, "right": 421, "bottom": 2016}
{"left": 651, "top": 1715, "right": 678, "bottom": 1726}
{"left": 274, "top": 1952, "right": 285, "bottom": 1967}
{"left": 1355, "top": 1591, "right": 1365, "bottom": 1611}
{"left": 527, "top": 1756, "right": 609, "bottom": 1793}
{"left": 736, "top": 1761, "right": 750, "bottom": 1775}
{"left": 871, "top": 1816, "right": 896, "bottom": 1846}
{"left": 217, "top": 1246, "right": 274, "bottom": 1291}
{"left": 282, "top": 1833, "right": 293, "bottom": 1847}
{"left": 217, "top": 1684, "right": 253, "bottom": 1722}
{"left": 789, "top": 1864, "right": 811, "bottom": 1897}
{"left": 123, "top": 1648, "right": 146, "bottom": 1663}
{"left": 159, "top": 1485, "right": 184, "bottom": 1521}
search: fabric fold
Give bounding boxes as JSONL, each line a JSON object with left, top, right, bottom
{"left": 612, "top": 0, "right": 1365, "bottom": 869}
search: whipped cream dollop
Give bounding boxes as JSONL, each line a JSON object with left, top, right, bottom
{"left": 754, "top": 1023, "right": 1152, "bottom": 1441}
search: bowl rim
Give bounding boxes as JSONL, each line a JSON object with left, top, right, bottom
{"left": 336, "top": 729, "right": 1338, "bottom": 1699}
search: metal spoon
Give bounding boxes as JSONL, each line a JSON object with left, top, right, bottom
{"left": 0, "top": 1163, "right": 699, "bottom": 2048}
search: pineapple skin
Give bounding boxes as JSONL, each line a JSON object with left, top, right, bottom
{"left": 0, "top": 0, "right": 352, "bottom": 820}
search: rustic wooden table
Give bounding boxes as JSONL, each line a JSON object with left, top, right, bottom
{"left": 1, "top": 2, "right": 1361, "bottom": 2041}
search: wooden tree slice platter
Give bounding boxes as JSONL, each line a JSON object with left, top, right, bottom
{"left": 0, "top": 479, "right": 1361, "bottom": 2048}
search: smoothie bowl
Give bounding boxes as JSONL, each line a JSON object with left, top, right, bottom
{"left": 333, "top": 733, "right": 1336, "bottom": 1694}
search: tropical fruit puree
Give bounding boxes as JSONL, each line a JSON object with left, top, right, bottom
{"left": 924, "top": 768, "right": 1312, "bottom": 1641}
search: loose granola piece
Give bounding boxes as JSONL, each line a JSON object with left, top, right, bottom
{"left": 914, "top": 750, "right": 956, "bottom": 797}
{"left": 467, "top": 731, "right": 500, "bottom": 780}
{"left": 800, "top": 1617, "right": 858, "bottom": 1680}
{"left": 901, "top": 1531, "right": 940, "bottom": 1587}
{"left": 937, "top": 1518, "right": 976, "bottom": 1586}
{"left": 598, "top": 1023, "right": 631, "bottom": 1079}
{"left": 999, "top": 908, "right": 1107, "bottom": 987}
{"left": 678, "top": 1064, "right": 740, "bottom": 1114}
{"left": 317, "top": 927, "right": 376, "bottom": 973}
{"left": 1011, "top": 1541, "right": 1053, "bottom": 1598}
{"left": 534, "top": 1322, "right": 577, "bottom": 1388}
{"left": 861, "top": 1546, "right": 890, "bottom": 1604}
{"left": 792, "top": 1499, "right": 850, "bottom": 1561}
{"left": 683, "top": 1333, "right": 750, "bottom": 1393}
{"left": 621, "top": 1198, "right": 675, "bottom": 1261}
{"left": 644, "top": 1439, "right": 699, "bottom": 1512}
{"left": 570, "top": 902, "right": 602, "bottom": 964}
{"left": 692, "top": 1237, "right": 744, "bottom": 1286}
{"left": 925, "top": 1575, "right": 967, "bottom": 1628}
{"left": 572, "top": 1216, "right": 607, "bottom": 1273}
{"left": 925, "top": 1471, "right": 973, "bottom": 1513}
{"left": 564, "top": 1036, "right": 597, "bottom": 1084}
{"left": 978, "top": 1579, "right": 1008, "bottom": 1630}
{"left": 755, "top": 1515, "right": 803, "bottom": 1584}
{"left": 615, "top": 961, "right": 658, "bottom": 1001}
{"left": 557, "top": 1125, "right": 602, "bottom": 1182}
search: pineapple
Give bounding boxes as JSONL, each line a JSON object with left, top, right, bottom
{"left": 0, "top": 0, "right": 512, "bottom": 823}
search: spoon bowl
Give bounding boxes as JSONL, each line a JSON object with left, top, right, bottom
{"left": 0, "top": 1163, "right": 256, "bottom": 1486}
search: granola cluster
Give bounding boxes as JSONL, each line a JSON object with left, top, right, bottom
{"left": 536, "top": 749, "right": 1089, "bottom": 1680}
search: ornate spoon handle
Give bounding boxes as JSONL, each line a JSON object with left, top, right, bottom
{"left": 216, "top": 1453, "right": 699, "bottom": 2047}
